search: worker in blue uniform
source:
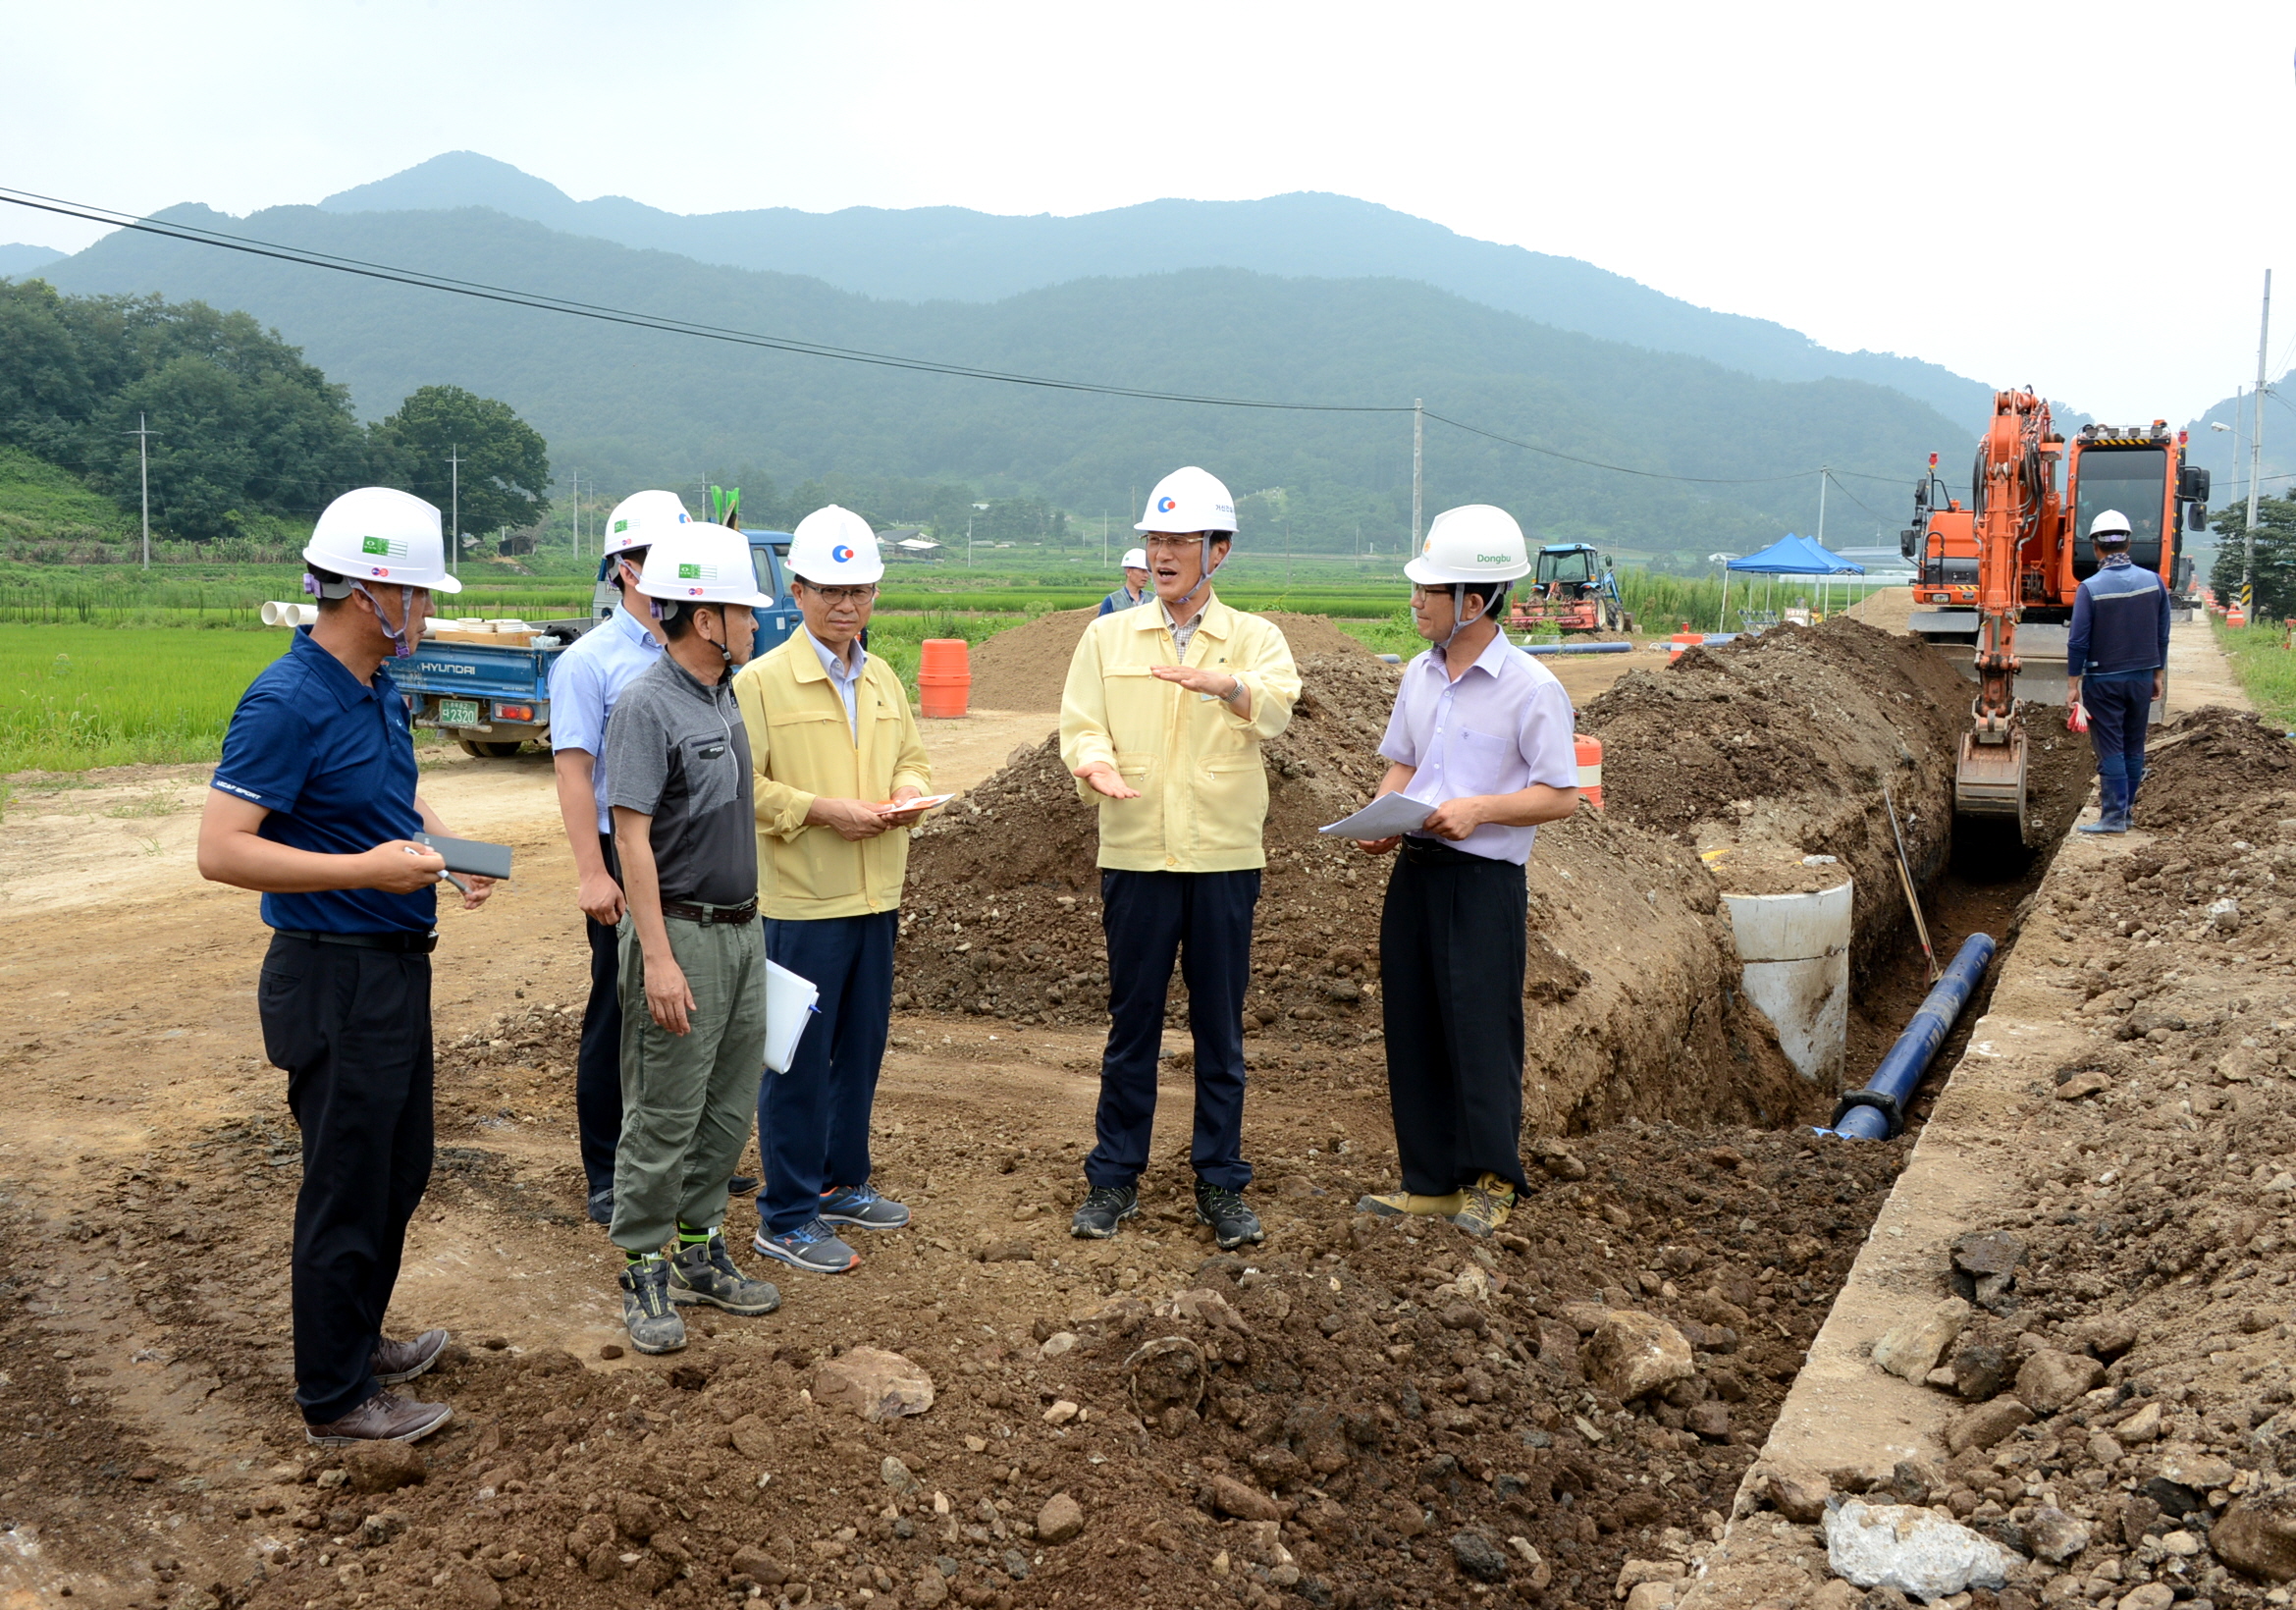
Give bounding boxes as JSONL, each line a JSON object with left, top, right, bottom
{"left": 2066, "top": 508, "right": 2172, "bottom": 834}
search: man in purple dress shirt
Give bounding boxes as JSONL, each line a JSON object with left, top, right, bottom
{"left": 1352, "top": 506, "right": 1579, "bottom": 1238}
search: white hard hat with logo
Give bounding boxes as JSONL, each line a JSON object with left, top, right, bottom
{"left": 634, "top": 522, "right": 773, "bottom": 609}
{"left": 603, "top": 490, "right": 692, "bottom": 557}
{"left": 1135, "top": 466, "right": 1238, "bottom": 535}
{"left": 1120, "top": 547, "right": 1148, "bottom": 570}
{"left": 1405, "top": 505, "right": 1533, "bottom": 586}
{"left": 303, "top": 486, "right": 463, "bottom": 595}
{"left": 787, "top": 505, "right": 885, "bottom": 585}
{"left": 2089, "top": 509, "right": 2133, "bottom": 540}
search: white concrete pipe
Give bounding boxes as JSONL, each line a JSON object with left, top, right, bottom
{"left": 1721, "top": 880, "right": 1852, "bottom": 1084}
{"left": 260, "top": 600, "right": 319, "bottom": 627}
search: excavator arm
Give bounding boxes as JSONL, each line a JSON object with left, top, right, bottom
{"left": 1953, "top": 390, "right": 2056, "bottom": 832}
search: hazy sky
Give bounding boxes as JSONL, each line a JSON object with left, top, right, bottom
{"left": 7, "top": 0, "right": 2289, "bottom": 423}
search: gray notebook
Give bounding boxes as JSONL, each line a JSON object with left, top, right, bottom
{"left": 413, "top": 832, "right": 513, "bottom": 881}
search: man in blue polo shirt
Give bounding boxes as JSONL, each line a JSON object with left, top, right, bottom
{"left": 550, "top": 490, "right": 684, "bottom": 1226}
{"left": 199, "top": 486, "right": 496, "bottom": 1445}
{"left": 2067, "top": 507, "right": 2173, "bottom": 834}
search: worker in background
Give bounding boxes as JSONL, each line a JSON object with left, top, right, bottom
{"left": 197, "top": 487, "right": 495, "bottom": 1444}
{"left": 601, "top": 522, "right": 784, "bottom": 1353}
{"left": 549, "top": 490, "right": 748, "bottom": 1226}
{"left": 2067, "top": 508, "right": 2172, "bottom": 834}
{"left": 1353, "top": 506, "right": 1579, "bottom": 1238}
{"left": 1097, "top": 548, "right": 1151, "bottom": 616}
{"left": 732, "top": 509, "right": 934, "bottom": 1276}
{"left": 1061, "top": 466, "right": 1301, "bottom": 1251}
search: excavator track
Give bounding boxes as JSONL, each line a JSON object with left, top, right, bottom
{"left": 1954, "top": 728, "right": 2029, "bottom": 835}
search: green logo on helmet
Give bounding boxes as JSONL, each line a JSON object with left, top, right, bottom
{"left": 360, "top": 535, "right": 408, "bottom": 557}
{"left": 677, "top": 563, "right": 718, "bottom": 580}
{"left": 614, "top": 518, "right": 629, "bottom": 534}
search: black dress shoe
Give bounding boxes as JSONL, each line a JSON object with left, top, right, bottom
{"left": 586, "top": 1188, "right": 614, "bottom": 1225}
{"left": 727, "top": 1175, "right": 760, "bottom": 1197}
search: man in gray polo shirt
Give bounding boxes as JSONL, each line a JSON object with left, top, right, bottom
{"left": 601, "top": 522, "right": 783, "bottom": 1354}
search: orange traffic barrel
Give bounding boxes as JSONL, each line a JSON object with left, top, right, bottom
{"left": 1575, "top": 734, "right": 1604, "bottom": 809}
{"left": 2229, "top": 606, "right": 2249, "bottom": 628}
{"left": 917, "top": 638, "right": 971, "bottom": 718}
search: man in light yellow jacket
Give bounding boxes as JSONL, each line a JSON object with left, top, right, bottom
{"left": 730, "top": 510, "right": 933, "bottom": 1277}
{"left": 1059, "top": 466, "right": 1301, "bottom": 1251}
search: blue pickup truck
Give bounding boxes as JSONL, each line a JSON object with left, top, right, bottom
{"left": 395, "top": 530, "right": 803, "bottom": 756}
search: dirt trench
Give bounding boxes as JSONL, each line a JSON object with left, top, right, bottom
{"left": 0, "top": 615, "right": 2104, "bottom": 1610}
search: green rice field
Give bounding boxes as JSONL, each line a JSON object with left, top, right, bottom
{"left": 0, "top": 624, "right": 291, "bottom": 773}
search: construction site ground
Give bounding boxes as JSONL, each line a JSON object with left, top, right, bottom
{"left": 2, "top": 598, "right": 2288, "bottom": 1610}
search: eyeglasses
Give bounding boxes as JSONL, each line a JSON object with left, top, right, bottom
{"left": 798, "top": 583, "right": 878, "bottom": 604}
{"left": 1141, "top": 535, "right": 1217, "bottom": 552}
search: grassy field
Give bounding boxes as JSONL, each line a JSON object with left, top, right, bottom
{"left": 0, "top": 624, "right": 291, "bottom": 773}
{"left": 2210, "top": 618, "right": 2296, "bottom": 729}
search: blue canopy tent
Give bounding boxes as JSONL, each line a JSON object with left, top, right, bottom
{"left": 1722, "top": 535, "right": 1867, "bottom": 627}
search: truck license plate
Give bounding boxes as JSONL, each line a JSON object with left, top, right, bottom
{"left": 438, "top": 698, "right": 481, "bottom": 725}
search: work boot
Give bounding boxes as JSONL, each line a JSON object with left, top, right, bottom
{"left": 2078, "top": 781, "right": 2129, "bottom": 834}
{"left": 585, "top": 1187, "right": 614, "bottom": 1226}
{"left": 1195, "top": 1180, "right": 1264, "bottom": 1251}
{"left": 304, "top": 1388, "right": 453, "bottom": 1446}
{"left": 618, "top": 1256, "right": 687, "bottom": 1355}
{"left": 1450, "top": 1173, "right": 1518, "bottom": 1239}
{"left": 1069, "top": 1184, "right": 1139, "bottom": 1240}
{"left": 371, "top": 1328, "right": 450, "bottom": 1385}
{"left": 668, "top": 1233, "right": 782, "bottom": 1315}
{"left": 1354, "top": 1188, "right": 1469, "bottom": 1218}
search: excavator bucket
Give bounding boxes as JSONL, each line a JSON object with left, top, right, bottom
{"left": 1954, "top": 729, "right": 2028, "bottom": 832}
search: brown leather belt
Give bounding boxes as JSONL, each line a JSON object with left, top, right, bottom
{"left": 661, "top": 899, "right": 759, "bottom": 926}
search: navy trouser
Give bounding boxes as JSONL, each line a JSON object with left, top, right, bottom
{"left": 2084, "top": 672, "right": 2155, "bottom": 799}
{"left": 1087, "top": 869, "right": 1259, "bottom": 1194}
{"left": 576, "top": 832, "right": 624, "bottom": 1197}
{"left": 759, "top": 911, "right": 898, "bottom": 1236}
{"left": 1378, "top": 840, "right": 1532, "bottom": 1197}
{"left": 257, "top": 934, "right": 434, "bottom": 1425}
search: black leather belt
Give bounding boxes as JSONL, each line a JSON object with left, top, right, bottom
{"left": 661, "top": 899, "right": 759, "bottom": 925}
{"left": 1401, "top": 835, "right": 1480, "bottom": 864}
{"left": 273, "top": 928, "right": 439, "bottom": 954}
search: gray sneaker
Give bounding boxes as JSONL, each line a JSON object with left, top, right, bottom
{"left": 669, "top": 1233, "right": 783, "bottom": 1315}
{"left": 752, "top": 1217, "right": 861, "bottom": 1274}
{"left": 819, "top": 1183, "right": 911, "bottom": 1229}
{"left": 618, "top": 1257, "right": 687, "bottom": 1354}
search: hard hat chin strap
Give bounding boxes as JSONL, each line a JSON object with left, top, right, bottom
{"left": 351, "top": 582, "right": 418, "bottom": 658}
{"left": 1439, "top": 582, "right": 1508, "bottom": 651}
{"left": 1172, "top": 536, "right": 1228, "bottom": 613}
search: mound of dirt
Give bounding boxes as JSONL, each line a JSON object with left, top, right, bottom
{"left": 2139, "top": 704, "right": 2296, "bottom": 833}
{"left": 966, "top": 608, "right": 1376, "bottom": 713}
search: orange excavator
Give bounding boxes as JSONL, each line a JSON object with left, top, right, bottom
{"left": 1903, "top": 390, "right": 2208, "bottom": 833}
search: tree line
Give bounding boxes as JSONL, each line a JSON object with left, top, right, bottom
{"left": 0, "top": 280, "right": 550, "bottom": 544}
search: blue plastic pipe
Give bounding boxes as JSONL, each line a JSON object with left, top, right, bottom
{"left": 1520, "top": 640, "right": 1634, "bottom": 656}
{"left": 1823, "top": 932, "right": 1997, "bottom": 1140}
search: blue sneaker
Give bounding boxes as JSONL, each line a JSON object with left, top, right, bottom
{"left": 819, "top": 1183, "right": 911, "bottom": 1230}
{"left": 752, "top": 1217, "right": 861, "bottom": 1274}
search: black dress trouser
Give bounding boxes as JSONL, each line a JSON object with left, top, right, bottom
{"left": 1378, "top": 839, "right": 1532, "bottom": 1197}
{"left": 258, "top": 934, "right": 435, "bottom": 1425}
{"left": 576, "top": 832, "right": 625, "bottom": 1197}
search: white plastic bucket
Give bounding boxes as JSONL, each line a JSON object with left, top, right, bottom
{"left": 1721, "top": 880, "right": 1852, "bottom": 1084}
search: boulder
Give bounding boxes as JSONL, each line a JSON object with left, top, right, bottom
{"left": 1947, "top": 1397, "right": 2034, "bottom": 1455}
{"left": 2213, "top": 1489, "right": 2296, "bottom": 1583}
{"left": 343, "top": 1441, "right": 427, "bottom": 1493}
{"left": 728, "top": 1413, "right": 774, "bottom": 1461}
{"left": 1580, "top": 1311, "right": 1695, "bottom": 1402}
{"left": 2024, "top": 1505, "right": 2091, "bottom": 1564}
{"left": 1209, "top": 1475, "right": 1281, "bottom": 1522}
{"left": 813, "top": 1347, "right": 935, "bottom": 1422}
{"left": 1760, "top": 1459, "right": 1833, "bottom": 1523}
{"left": 1824, "top": 1500, "right": 2013, "bottom": 1598}
{"left": 2015, "top": 1349, "right": 2105, "bottom": 1414}
{"left": 2115, "top": 1402, "right": 2163, "bottom": 1445}
{"left": 1451, "top": 1531, "right": 1510, "bottom": 1583}
{"left": 1873, "top": 1298, "right": 1971, "bottom": 1382}
{"left": 1036, "top": 1492, "right": 1086, "bottom": 1545}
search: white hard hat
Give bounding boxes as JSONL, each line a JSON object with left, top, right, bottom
{"left": 2089, "top": 509, "right": 2133, "bottom": 539}
{"left": 1404, "top": 505, "right": 1532, "bottom": 586}
{"left": 304, "top": 486, "right": 462, "bottom": 594}
{"left": 634, "top": 522, "right": 773, "bottom": 609}
{"left": 603, "top": 490, "right": 692, "bottom": 557}
{"left": 1120, "top": 548, "right": 1148, "bottom": 570}
{"left": 1135, "top": 466, "right": 1238, "bottom": 535}
{"left": 787, "top": 506, "right": 885, "bottom": 585}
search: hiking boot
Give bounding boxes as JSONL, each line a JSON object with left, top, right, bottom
{"left": 371, "top": 1328, "right": 450, "bottom": 1385}
{"left": 1195, "top": 1180, "right": 1264, "bottom": 1251}
{"left": 585, "top": 1188, "right": 614, "bottom": 1226}
{"left": 617, "top": 1257, "right": 688, "bottom": 1354}
{"left": 668, "top": 1233, "right": 782, "bottom": 1315}
{"left": 1450, "top": 1173, "right": 1517, "bottom": 1238}
{"left": 304, "top": 1388, "right": 453, "bottom": 1446}
{"left": 1069, "top": 1184, "right": 1139, "bottom": 1240}
{"left": 1355, "top": 1188, "right": 1469, "bottom": 1218}
{"left": 752, "top": 1217, "right": 861, "bottom": 1274}
{"left": 820, "top": 1182, "right": 910, "bottom": 1230}
{"left": 727, "top": 1174, "right": 760, "bottom": 1197}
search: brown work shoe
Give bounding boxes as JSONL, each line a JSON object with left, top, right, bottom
{"left": 304, "top": 1388, "right": 453, "bottom": 1446}
{"left": 371, "top": 1328, "right": 450, "bottom": 1385}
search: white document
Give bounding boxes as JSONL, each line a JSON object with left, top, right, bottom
{"left": 1317, "top": 793, "right": 1434, "bottom": 839}
{"left": 764, "top": 959, "right": 822, "bottom": 1075}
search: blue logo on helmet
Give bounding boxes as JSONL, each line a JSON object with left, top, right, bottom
{"left": 1155, "top": 496, "right": 1178, "bottom": 513}
{"left": 832, "top": 545, "right": 856, "bottom": 563}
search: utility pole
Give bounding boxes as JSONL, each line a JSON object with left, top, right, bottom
{"left": 2246, "top": 269, "right": 2271, "bottom": 615}
{"left": 569, "top": 469, "right": 579, "bottom": 559}
{"left": 125, "top": 410, "right": 158, "bottom": 566}
{"left": 448, "top": 443, "right": 463, "bottom": 578}
{"left": 1412, "top": 399, "right": 1424, "bottom": 552}
{"left": 1102, "top": 511, "right": 1107, "bottom": 566}
{"left": 967, "top": 516, "right": 974, "bottom": 568}
{"left": 1817, "top": 467, "right": 1829, "bottom": 551}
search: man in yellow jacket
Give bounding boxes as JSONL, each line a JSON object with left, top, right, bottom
{"left": 1059, "top": 466, "right": 1301, "bottom": 1251}
{"left": 730, "top": 510, "right": 933, "bottom": 1276}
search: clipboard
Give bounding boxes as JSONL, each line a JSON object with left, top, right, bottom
{"left": 413, "top": 832, "right": 513, "bottom": 881}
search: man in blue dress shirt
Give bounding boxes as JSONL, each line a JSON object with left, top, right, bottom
{"left": 199, "top": 487, "right": 495, "bottom": 1445}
